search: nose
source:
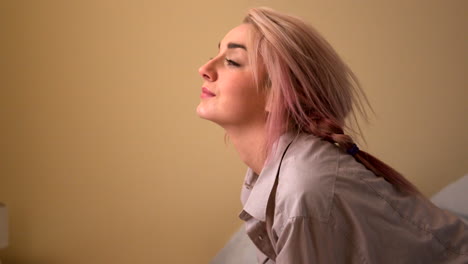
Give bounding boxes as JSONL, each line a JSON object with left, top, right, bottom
{"left": 198, "top": 58, "right": 217, "bottom": 82}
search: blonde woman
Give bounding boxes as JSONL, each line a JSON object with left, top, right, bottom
{"left": 197, "top": 7, "right": 467, "bottom": 264}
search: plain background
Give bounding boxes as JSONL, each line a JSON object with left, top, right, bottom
{"left": 0, "top": 0, "right": 466, "bottom": 263}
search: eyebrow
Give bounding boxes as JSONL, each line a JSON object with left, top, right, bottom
{"left": 218, "top": 42, "right": 247, "bottom": 51}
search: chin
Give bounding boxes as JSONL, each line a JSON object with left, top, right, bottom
{"left": 196, "top": 105, "right": 213, "bottom": 120}
{"left": 197, "top": 108, "right": 226, "bottom": 128}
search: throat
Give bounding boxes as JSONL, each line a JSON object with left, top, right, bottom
{"left": 225, "top": 126, "right": 267, "bottom": 175}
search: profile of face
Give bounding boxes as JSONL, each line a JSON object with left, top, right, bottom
{"left": 197, "top": 24, "right": 267, "bottom": 129}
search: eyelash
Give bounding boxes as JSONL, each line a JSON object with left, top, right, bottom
{"left": 208, "top": 57, "right": 241, "bottom": 67}
{"left": 225, "top": 58, "right": 240, "bottom": 67}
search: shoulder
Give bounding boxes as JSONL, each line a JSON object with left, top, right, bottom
{"left": 273, "top": 134, "right": 468, "bottom": 260}
{"left": 275, "top": 133, "right": 363, "bottom": 222}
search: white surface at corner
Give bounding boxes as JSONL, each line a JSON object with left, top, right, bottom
{"left": 431, "top": 174, "right": 468, "bottom": 219}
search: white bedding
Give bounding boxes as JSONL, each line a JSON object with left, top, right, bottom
{"left": 431, "top": 174, "right": 468, "bottom": 222}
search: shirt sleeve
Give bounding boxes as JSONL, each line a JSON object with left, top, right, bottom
{"left": 275, "top": 216, "right": 365, "bottom": 264}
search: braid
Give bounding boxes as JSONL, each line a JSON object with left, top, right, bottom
{"left": 307, "top": 118, "right": 420, "bottom": 194}
{"left": 307, "top": 117, "right": 353, "bottom": 151}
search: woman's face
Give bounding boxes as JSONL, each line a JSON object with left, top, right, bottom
{"left": 197, "top": 24, "right": 267, "bottom": 129}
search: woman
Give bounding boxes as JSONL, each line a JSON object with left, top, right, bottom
{"left": 197, "top": 7, "right": 467, "bottom": 264}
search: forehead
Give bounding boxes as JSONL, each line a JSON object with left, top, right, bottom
{"left": 219, "top": 23, "right": 253, "bottom": 48}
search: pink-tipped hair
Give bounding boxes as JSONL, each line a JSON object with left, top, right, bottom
{"left": 243, "top": 7, "right": 419, "bottom": 194}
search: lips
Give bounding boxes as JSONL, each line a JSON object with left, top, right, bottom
{"left": 201, "top": 87, "right": 216, "bottom": 98}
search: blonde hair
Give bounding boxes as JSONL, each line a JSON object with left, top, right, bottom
{"left": 244, "top": 7, "right": 419, "bottom": 194}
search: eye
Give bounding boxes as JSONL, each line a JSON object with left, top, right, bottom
{"left": 225, "top": 58, "right": 241, "bottom": 67}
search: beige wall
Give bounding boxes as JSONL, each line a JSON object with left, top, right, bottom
{"left": 0, "top": 0, "right": 466, "bottom": 263}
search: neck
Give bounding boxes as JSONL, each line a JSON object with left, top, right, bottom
{"left": 225, "top": 123, "right": 267, "bottom": 175}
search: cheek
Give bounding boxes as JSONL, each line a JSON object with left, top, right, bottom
{"left": 221, "top": 80, "right": 256, "bottom": 105}
{"left": 222, "top": 84, "right": 266, "bottom": 115}
{"left": 223, "top": 72, "right": 257, "bottom": 96}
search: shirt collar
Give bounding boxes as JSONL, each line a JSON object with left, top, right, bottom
{"left": 239, "top": 132, "right": 296, "bottom": 222}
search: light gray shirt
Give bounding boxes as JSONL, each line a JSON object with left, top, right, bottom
{"left": 239, "top": 133, "right": 468, "bottom": 263}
